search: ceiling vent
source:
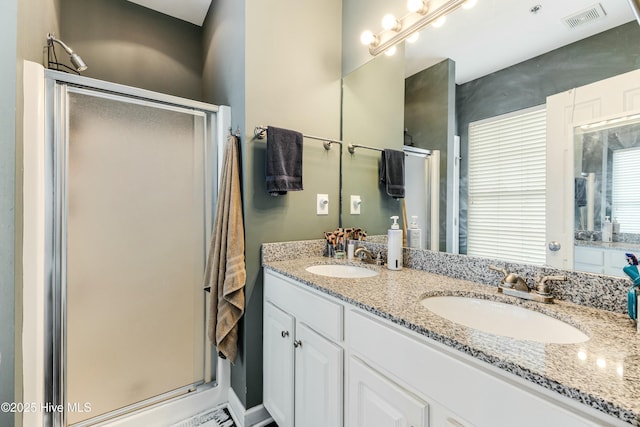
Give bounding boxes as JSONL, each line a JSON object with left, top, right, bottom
{"left": 562, "top": 3, "right": 607, "bottom": 29}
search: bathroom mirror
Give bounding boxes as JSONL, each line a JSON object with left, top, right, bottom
{"left": 574, "top": 114, "right": 640, "bottom": 242}
{"left": 340, "top": 0, "right": 639, "bottom": 268}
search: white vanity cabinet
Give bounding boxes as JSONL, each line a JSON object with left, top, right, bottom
{"left": 574, "top": 245, "right": 627, "bottom": 277}
{"left": 263, "top": 270, "right": 343, "bottom": 427}
{"left": 264, "top": 268, "right": 626, "bottom": 427}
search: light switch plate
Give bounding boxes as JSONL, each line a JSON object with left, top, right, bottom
{"left": 350, "top": 195, "right": 361, "bottom": 215}
{"left": 317, "top": 194, "right": 329, "bottom": 215}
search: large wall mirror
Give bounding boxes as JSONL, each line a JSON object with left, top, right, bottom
{"left": 340, "top": 0, "right": 640, "bottom": 275}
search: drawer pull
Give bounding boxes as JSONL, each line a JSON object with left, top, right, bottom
{"left": 281, "top": 330, "right": 289, "bottom": 338}
{"left": 293, "top": 340, "right": 302, "bottom": 348}
{"left": 446, "top": 417, "right": 465, "bottom": 427}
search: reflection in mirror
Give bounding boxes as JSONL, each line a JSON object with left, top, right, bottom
{"left": 341, "top": 0, "right": 640, "bottom": 269}
{"left": 574, "top": 114, "right": 640, "bottom": 246}
{"left": 573, "top": 113, "right": 640, "bottom": 277}
{"left": 341, "top": 46, "right": 405, "bottom": 236}
{"left": 404, "top": 146, "right": 440, "bottom": 250}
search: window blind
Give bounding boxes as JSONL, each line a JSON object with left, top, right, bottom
{"left": 467, "top": 107, "right": 547, "bottom": 265}
{"left": 612, "top": 147, "right": 640, "bottom": 233}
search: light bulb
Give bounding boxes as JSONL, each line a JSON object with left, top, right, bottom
{"left": 432, "top": 16, "right": 446, "bottom": 28}
{"left": 382, "top": 14, "right": 401, "bottom": 31}
{"left": 407, "top": 0, "right": 428, "bottom": 14}
{"left": 384, "top": 45, "right": 397, "bottom": 56}
{"left": 360, "top": 30, "right": 377, "bottom": 46}
{"left": 406, "top": 32, "right": 420, "bottom": 43}
{"left": 462, "top": 0, "right": 477, "bottom": 9}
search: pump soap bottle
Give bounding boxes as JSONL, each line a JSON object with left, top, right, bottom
{"left": 387, "top": 216, "right": 403, "bottom": 270}
{"left": 602, "top": 216, "right": 613, "bottom": 243}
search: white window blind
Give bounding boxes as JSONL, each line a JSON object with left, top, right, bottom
{"left": 612, "top": 147, "right": 640, "bottom": 233}
{"left": 468, "top": 106, "right": 547, "bottom": 265}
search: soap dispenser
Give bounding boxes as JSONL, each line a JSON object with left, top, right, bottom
{"left": 602, "top": 216, "right": 613, "bottom": 243}
{"left": 407, "top": 216, "right": 422, "bottom": 249}
{"left": 387, "top": 216, "right": 403, "bottom": 270}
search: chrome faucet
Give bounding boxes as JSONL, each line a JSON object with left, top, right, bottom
{"left": 355, "top": 247, "right": 376, "bottom": 264}
{"left": 488, "top": 265, "right": 567, "bottom": 304}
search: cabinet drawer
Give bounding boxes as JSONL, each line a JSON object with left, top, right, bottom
{"left": 265, "top": 270, "right": 343, "bottom": 342}
{"left": 574, "top": 246, "right": 604, "bottom": 266}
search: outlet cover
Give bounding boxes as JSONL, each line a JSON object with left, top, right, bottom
{"left": 317, "top": 194, "right": 329, "bottom": 215}
{"left": 350, "top": 195, "right": 361, "bottom": 215}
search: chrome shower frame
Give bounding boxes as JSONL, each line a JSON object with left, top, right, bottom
{"left": 42, "top": 69, "right": 228, "bottom": 426}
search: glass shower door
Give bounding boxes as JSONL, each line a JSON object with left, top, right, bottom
{"left": 58, "top": 87, "right": 212, "bottom": 425}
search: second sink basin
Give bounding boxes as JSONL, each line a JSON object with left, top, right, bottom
{"left": 420, "top": 296, "right": 589, "bottom": 344}
{"left": 305, "top": 264, "right": 378, "bottom": 278}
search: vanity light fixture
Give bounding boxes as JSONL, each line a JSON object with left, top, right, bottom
{"left": 382, "top": 14, "right": 402, "bottom": 31}
{"left": 361, "top": 0, "right": 477, "bottom": 57}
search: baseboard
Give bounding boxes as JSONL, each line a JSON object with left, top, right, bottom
{"left": 227, "top": 387, "right": 273, "bottom": 427}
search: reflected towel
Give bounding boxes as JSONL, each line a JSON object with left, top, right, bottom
{"left": 380, "top": 149, "right": 405, "bottom": 198}
{"left": 266, "top": 126, "right": 303, "bottom": 196}
{"left": 204, "top": 134, "right": 246, "bottom": 362}
{"left": 575, "top": 177, "right": 587, "bottom": 207}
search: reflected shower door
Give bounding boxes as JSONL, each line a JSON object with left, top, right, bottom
{"left": 62, "top": 89, "right": 210, "bottom": 425}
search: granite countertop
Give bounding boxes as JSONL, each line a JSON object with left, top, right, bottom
{"left": 575, "top": 240, "right": 640, "bottom": 253}
{"left": 262, "top": 256, "right": 640, "bottom": 426}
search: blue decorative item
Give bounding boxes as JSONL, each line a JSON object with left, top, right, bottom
{"left": 623, "top": 253, "right": 640, "bottom": 320}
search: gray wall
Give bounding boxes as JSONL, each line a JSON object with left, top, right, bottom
{"left": 405, "top": 59, "right": 455, "bottom": 251}
{"left": 456, "top": 21, "right": 640, "bottom": 254}
{"left": 1, "top": 0, "right": 18, "bottom": 425}
{"left": 204, "top": 0, "right": 343, "bottom": 408}
{"left": 61, "top": 0, "right": 203, "bottom": 100}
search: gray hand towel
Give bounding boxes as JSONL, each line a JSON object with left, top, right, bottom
{"left": 266, "top": 126, "right": 303, "bottom": 196}
{"left": 575, "top": 177, "right": 587, "bottom": 207}
{"left": 380, "top": 149, "right": 405, "bottom": 198}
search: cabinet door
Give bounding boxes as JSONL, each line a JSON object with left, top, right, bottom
{"left": 348, "top": 356, "right": 428, "bottom": 427}
{"left": 263, "top": 301, "right": 295, "bottom": 427}
{"left": 294, "top": 322, "right": 343, "bottom": 427}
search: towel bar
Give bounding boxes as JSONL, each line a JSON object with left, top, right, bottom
{"left": 347, "top": 143, "right": 384, "bottom": 154}
{"left": 254, "top": 125, "right": 342, "bottom": 151}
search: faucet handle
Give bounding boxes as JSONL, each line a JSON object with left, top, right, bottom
{"left": 535, "top": 275, "right": 567, "bottom": 295}
{"left": 488, "top": 265, "right": 508, "bottom": 279}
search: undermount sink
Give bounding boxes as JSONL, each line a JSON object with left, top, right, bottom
{"left": 305, "top": 264, "right": 378, "bottom": 278}
{"left": 420, "top": 296, "right": 589, "bottom": 344}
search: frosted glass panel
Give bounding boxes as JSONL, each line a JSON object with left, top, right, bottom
{"left": 65, "top": 91, "right": 206, "bottom": 425}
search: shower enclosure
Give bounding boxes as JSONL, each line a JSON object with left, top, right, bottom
{"left": 24, "top": 64, "right": 229, "bottom": 426}
{"left": 404, "top": 146, "right": 440, "bottom": 250}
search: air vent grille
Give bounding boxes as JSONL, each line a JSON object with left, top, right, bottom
{"left": 563, "top": 3, "right": 607, "bottom": 29}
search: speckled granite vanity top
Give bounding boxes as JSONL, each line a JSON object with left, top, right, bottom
{"left": 262, "top": 243, "right": 640, "bottom": 425}
{"left": 575, "top": 240, "right": 640, "bottom": 252}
